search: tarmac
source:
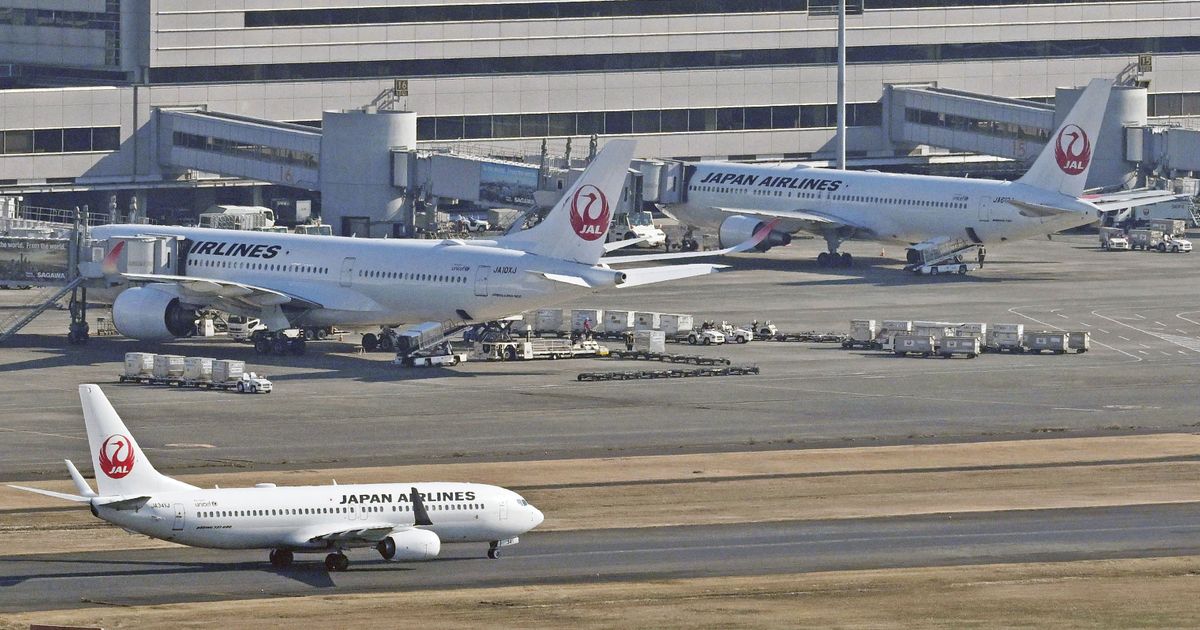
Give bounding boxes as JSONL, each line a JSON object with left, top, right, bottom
{"left": 1, "top": 230, "right": 1199, "bottom": 616}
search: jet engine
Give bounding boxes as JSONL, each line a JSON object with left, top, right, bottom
{"left": 718, "top": 215, "right": 792, "bottom": 251}
{"left": 112, "top": 286, "right": 198, "bottom": 341}
{"left": 376, "top": 528, "right": 441, "bottom": 561}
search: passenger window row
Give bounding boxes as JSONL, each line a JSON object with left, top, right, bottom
{"left": 359, "top": 269, "right": 467, "bottom": 284}
{"left": 194, "top": 258, "right": 329, "bottom": 274}
{"left": 197, "top": 502, "right": 486, "bottom": 518}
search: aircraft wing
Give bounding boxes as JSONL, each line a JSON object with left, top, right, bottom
{"left": 1084, "top": 189, "right": 1188, "bottom": 210}
{"left": 122, "top": 273, "right": 325, "bottom": 311}
{"left": 304, "top": 523, "right": 406, "bottom": 545}
{"left": 708, "top": 206, "right": 868, "bottom": 231}
{"left": 603, "top": 236, "right": 648, "bottom": 252}
{"left": 617, "top": 264, "right": 727, "bottom": 287}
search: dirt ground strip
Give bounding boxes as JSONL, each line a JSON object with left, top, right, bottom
{"left": 3, "top": 434, "right": 1200, "bottom": 556}
{"left": 5, "top": 556, "right": 1200, "bottom": 629}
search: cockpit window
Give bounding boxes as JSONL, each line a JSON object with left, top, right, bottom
{"left": 517, "top": 499, "right": 528, "bottom": 506}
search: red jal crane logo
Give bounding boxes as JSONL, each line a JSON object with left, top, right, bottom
{"left": 98, "top": 434, "right": 135, "bottom": 479}
{"left": 569, "top": 184, "right": 610, "bottom": 241}
{"left": 1054, "top": 124, "right": 1091, "bottom": 176}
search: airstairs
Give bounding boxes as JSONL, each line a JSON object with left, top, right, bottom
{"left": 0, "top": 277, "right": 84, "bottom": 343}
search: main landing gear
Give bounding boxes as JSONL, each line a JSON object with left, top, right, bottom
{"left": 324, "top": 551, "right": 349, "bottom": 572}
{"left": 816, "top": 251, "right": 853, "bottom": 268}
{"left": 269, "top": 549, "right": 294, "bottom": 567}
{"left": 253, "top": 331, "right": 307, "bottom": 356}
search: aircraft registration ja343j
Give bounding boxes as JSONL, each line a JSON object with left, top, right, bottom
{"left": 10, "top": 385, "right": 544, "bottom": 571}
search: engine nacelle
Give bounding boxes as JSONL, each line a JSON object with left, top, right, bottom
{"left": 112, "top": 286, "right": 198, "bottom": 341}
{"left": 377, "top": 528, "right": 441, "bottom": 561}
{"left": 718, "top": 215, "right": 792, "bottom": 252}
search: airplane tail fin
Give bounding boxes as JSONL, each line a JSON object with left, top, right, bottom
{"left": 79, "top": 384, "right": 196, "bottom": 496}
{"left": 1016, "top": 78, "right": 1113, "bottom": 197}
{"left": 496, "top": 139, "right": 637, "bottom": 265}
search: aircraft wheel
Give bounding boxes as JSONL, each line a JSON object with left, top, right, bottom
{"left": 361, "top": 333, "right": 378, "bottom": 352}
{"left": 487, "top": 547, "right": 501, "bottom": 560}
{"left": 325, "top": 552, "right": 349, "bottom": 572}
{"left": 816, "top": 252, "right": 831, "bottom": 267}
{"left": 840, "top": 252, "right": 853, "bottom": 267}
{"left": 270, "top": 549, "right": 293, "bottom": 567}
{"left": 379, "top": 335, "right": 395, "bottom": 352}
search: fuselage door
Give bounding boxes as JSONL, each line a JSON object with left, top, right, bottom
{"left": 339, "top": 257, "right": 356, "bottom": 287}
{"left": 474, "top": 265, "right": 491, "bottom": 297}
{"left": 172, "top": 503, "right": 185, "bottom": 531}
{"left": 498, "top": 500, "right": 508, "bottom": 521}
{"left": 976, "top": 195, "right": 990, "bottom": 222}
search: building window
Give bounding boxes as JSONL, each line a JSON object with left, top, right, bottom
{"left": 1, "top": 126, "right": 119, "bottom": 154}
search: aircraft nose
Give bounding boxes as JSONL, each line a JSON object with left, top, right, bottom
{"left": 530, "top": 505, "right": 545, "bottom": 528}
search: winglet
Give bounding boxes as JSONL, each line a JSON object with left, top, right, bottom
{"left": 65, "top": 459, "right": 96, "bottom": 497}
{"left": 410, "top": 487, "right": 432, "bottom": 526}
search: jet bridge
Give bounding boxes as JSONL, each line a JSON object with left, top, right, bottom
{"left": 887, "top": 84, "right": 1056, "bottom": 162}
{"left": 157, "top": 109, "right": 322, "bottom": 190}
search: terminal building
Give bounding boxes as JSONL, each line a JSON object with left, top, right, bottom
{"left": 2, "top": 1, "right": 1200, "bottom": 235}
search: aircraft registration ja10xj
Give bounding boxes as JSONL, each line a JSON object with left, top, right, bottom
{"left": 10, "top": 385, "right": 544, "bottom": 571}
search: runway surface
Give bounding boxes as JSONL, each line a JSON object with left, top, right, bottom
{"left": 5, "top": 502, "right": 1200, "bottom": 612}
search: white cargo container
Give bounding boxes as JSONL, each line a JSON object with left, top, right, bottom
{"left": 880, "top": 320, "right": 913, "bottom": 335}
{"left": 183, "top": 356, "right": 213, "bottom": 382}
{"left": 604, "top": 310, "right": 636, "bottom": 334}
{"left": 534, "top": 309, "right": 566, "bottom": 334}
{"left": 843, "top": 319, "right": 878, "bottom": 349}
{"left": 123, "top": 352, "right": 155, "bottom": 379}
{"left": 634, "top": 312, "right": 662, "bottom": 331}
{"left": 152, "top": 355, "right": 185, "bottom": 380}
{"left": 1023, "top": 331, "right": 1069, "bottom": 354}
{"left": 1145, "top": 218, "right": 1187, "bottom": 237}
{"left": 987, "top": 323, "right": 1025, "bottom": 352}
{"left": 570, "top": 309, "right": 604, "bottom": 333}
{"left": 1067, "top": 331, "right": 1091, "bottom": 353}
{"left": 912, "top": 321, "right": 959, "bottom": 343}
{"left": 939, "top": 336, "right": 980, "bottom": 358}
{"left": 633, "top": 330, "right": 667, "bottom": 354}
{"left": 890, "top": 334, "right": 936, "bottom": 357}
{"left": 659, "top": 314, "right": 694, "bottom": 336}
{"left": 953, "top": 323, "right": 988, "bottom": 340}
{"left": 213, "top": 359, "right": 245, "bottom": 384}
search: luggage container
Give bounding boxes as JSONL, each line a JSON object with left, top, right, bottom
{"left": 633, "top": 330, "right": 666, "bottom": 354}
{"left": 604, "top": 310, "right": 636, "bottom": 335}
{"left": 1146, "top": 218, "right": 1187, "bottom": 237}
{"left": 533, "top": 309, "right": 566, "bottom": 335}
{"left": 659, "top": 314, "right": 694, "bottom": 336}
{"left": 151, "top": 354, "right": 185, "bottom": 380}
{"left": 183, "top": 356, "right": 213, "bottom": 382}
{"left": 986, "top": 323, "right": 1025, "bottom": 352}
{"left": 953, "top": 323, "right": 987, "bottom": 340}
{"left": 912, "top": 321, "right": 958, "bottom": 344}
{"left": 634, "top": 312, "right": 662, "bottom": 331}
{"left": 891, "top": 334, "right": 936, "bottom": 357}
{"left": 939, "top": 336, "right": 980, "bottom": 358}
{"left": 1023, "top": 331, "right": 1069, "bottom": 354}
{"left": 213, "top": 359, "right": 245, "bottom": 384}
{"left": 570, "top": 309, "right": 604, "bottom": 333}
{"left": 1067, "top": 331, "right": 1090, "bottom": 353}
{"left": 842, "top": 319, "right": 879, "bottom": 349}
{"left": 123, "top": 352, "right": 155, "bottom": 379}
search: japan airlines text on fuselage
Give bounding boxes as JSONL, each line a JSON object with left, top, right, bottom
{"left": 676, "top": 164, "right": 1096, "bottom": 245}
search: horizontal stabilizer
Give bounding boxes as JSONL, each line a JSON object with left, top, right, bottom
{"left": 6, "top": 484, "right": 92, "bottom": 503}
{"left": 65, "top": 459, "right": 96, "bottom": 498}
{"left": 97, "top": 495, "right": 152, "bottom": 511}
{"left": 536, "top": 272, "right": 594, "bottom": 288}
{"left": 1086, "top": 190, "right": 1188, "bottom": 210}
{"left": 604, "top": 236, "right": 648, "bottom": 252}
{"left": 618, "top": 264, "right": 726, "bottom": 288}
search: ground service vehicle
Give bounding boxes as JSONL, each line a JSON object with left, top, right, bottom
{"left": 1098, "top": 227, "right": 1131, "bottom": 251}
{"left": 843, "top": 319, "right": 879, "bottom": 349}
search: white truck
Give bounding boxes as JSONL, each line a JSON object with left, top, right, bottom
{"left": 608, "top": 209, "right": 667, "bottom": 248}
{"left": 1098, "top": 227, "right": 1131, "bottom": 251}
{"left": 1160, "top": 234, "right": 1193, "bottom": 253}
{"left": 717, "top": 321, "right": 754, "bottom": 344}
{"left": 227, "top": 315, "right": 267, "bottom": 341}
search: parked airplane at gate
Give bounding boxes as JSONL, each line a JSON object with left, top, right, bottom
{"left": 657, "top": 78, "right": 1115, "bottom": 270}
{"left": 88, "top": 139, "right": 770, "bottom": 353}
{"left": 10, "top": 385, "right": 544, "bottom": 571}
